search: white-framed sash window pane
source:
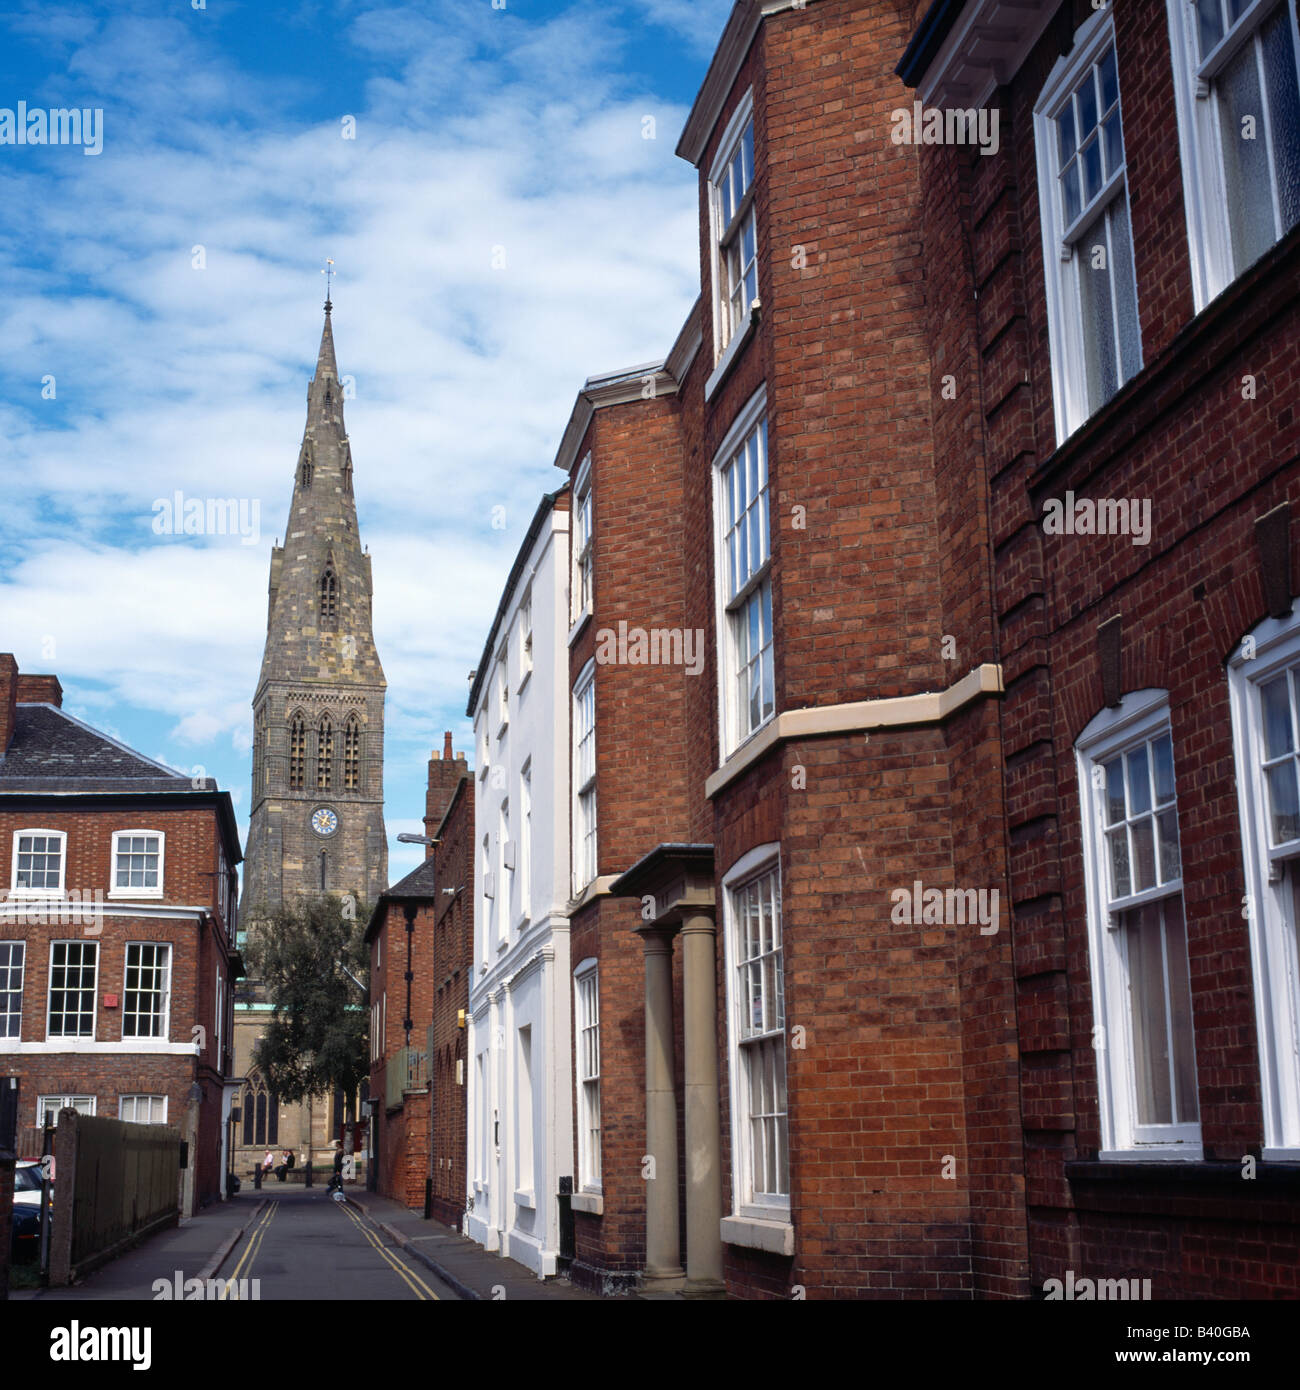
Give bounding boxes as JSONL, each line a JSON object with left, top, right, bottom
{"left": 520, "top": 764, "right": 532, "bottom": 914}
{"left": 37, "top": 1095, "right": 94, "bottom": 1125}
{"left": 123, "top": 942, "right": 171, "bottom": 1039}
{"left": 724, "top": 854, "right": 789, "bottom": 1214}
{"left": 1229, "top": 612, "right": 1300, "bottom": 1153}
{"left": 715, "top": 397, "right": 774, "bottom": 756}
{"left": 573, "top": 664, "right": 597, "bottom": 893}
{"left": 12, "top": 830, "right": 65, "bottom": 894}
{"left": 709, "top": 93, "right": 758, "bottom": 356}
{"left": 1034, "top": 12, "right": 1143, "bottom": 441}
{"left": 1076, "top": 693, "right": 1201, "bottom": 1155}
{"left": 112, "top": 830, "right": 163, "bottom": 895}
{"left": 575, "top": 966, "right": 601, "bottom": 1189}
{"left": 47, "top": 941, "right": 98, "bottom": 1039}
{"left": 0, "top": 942, "right": 24, "bottom": 1038}
{"left": 120, "top": 1094, "right": 168, "bottom": 1124}
{"left": 572, "top": 456, "right": 593, "bottom": 625}
{"left": 1167, "top": 0, "right": 1300, "bottom": 306}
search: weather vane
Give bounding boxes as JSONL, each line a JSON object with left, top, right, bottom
{"left": 322, "top": 258, "right": 336, "bottom": 310}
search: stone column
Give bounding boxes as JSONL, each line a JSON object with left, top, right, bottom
{"left": 638, "top": 924, "right": 684, "bottom": 1291}
{"left": 680, "top": 912, "right": 724, "bottom": 1294}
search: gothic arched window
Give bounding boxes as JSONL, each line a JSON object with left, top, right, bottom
{"left": 300, "top": 446, "right": 313, "bottom": 488}
{"left": 344, "top": 715, "right": 361, "bottom": 790}
{"left": 317, "top": 714, "right": 334, "bottom": 790}
{"left": 242, "top": 1076, "right": 278, "bottom": 1147}
{"left": 320, "top": 568, "right": 338, "bottom": 623}
{"left": 289, "top": 712, "right": 306, "bottom": 791}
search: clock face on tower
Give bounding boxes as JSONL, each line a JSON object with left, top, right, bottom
{"left": 311, "top": 807, "right": 339, "bottom": 837}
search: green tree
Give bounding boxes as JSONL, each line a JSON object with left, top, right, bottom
{"left": 243, "top": 893, "right": 369, "bottom": 1102}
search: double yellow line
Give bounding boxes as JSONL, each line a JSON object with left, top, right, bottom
{"left": 338, "top": 1202, "right": 441, "bottom": 1301}
{"left": 219, "top": 1200, "right": 278, "bottom": 1300}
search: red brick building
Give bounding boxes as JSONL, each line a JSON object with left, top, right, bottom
{"left": 0, "top": 654, "right": 243, "bottom": 1212}
{"left": 365, "top": 735, "right": 469, "bottom": 1212}
{"left": 896, "top": 0, "right": 1300, "bottom": 1297}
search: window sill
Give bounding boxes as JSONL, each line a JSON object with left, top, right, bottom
{"left": 1094, "top": 1145, "right": 1204, "bottom": 1163}
{"left": 720, "top": 1213, "right": 794, "bottom": 1255}
{"left": 496, "top": 719, "right": 508, "bottom": 741}
{"left": 107, "top": 889, "right": 163, "bottom": 900}
{"left": 514, "top": 912, "right": 531, "bottom": 933}
{"left": 570, "top": 1190, "right": 603, "bottom": 1216}
{"left": 517, "top": 667, "right": 532, "bottom": 695}
{"left": 704, "top": 301, "right": 761, "bottom": 404}
{"left": 513, "top": 1189, "right": 535, "bottom": 1210}
{"left": 6, "top": 888, "right": 62, "bottom": 899}
{"left": 568, "top": 609, "right": 592, "bottom": 649}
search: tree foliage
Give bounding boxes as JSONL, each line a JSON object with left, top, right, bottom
{"left": 242, "top": 893, "right": 369, "bottom": 1103}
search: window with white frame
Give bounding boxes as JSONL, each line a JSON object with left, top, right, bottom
{"left": 516, "top": 1025, "right": 534, "bottom": 1195}
{"left": 123, "top": 943, "right": 171, "bottom": 1039}
{"left": 499, "top": 800, "right": 512, "bottom": 941}
{"left": 37, "top": 1095, "right": 94, "bottom": 1125}
{"left": 1076, "top": 692, "right": 1201, "bottom": 1155}
{"left": 575, "top": 964, "right": 601, "bottom": 1189}
{"left": 120, "top": 1094, "right": 168, "bottom": 1125}
{"left": 495, "top": 650, "right": 509, "bottom": 731}
{"left": 572, "top": 456, "right": 593, "bottom": 626}
{"left": 520, "top": 587, "right": 533, "bottom": 681}
{"left": 1167, "top": 0, "right": 1300, "bottom": 309}
{"left": 714, "top": 389, "right": 774, "bottom": 756}
{"left": 723, "top": 850, "right": 788, "bottom": 1216}
{"left": 111, "top": 830, "right": 163, "bottom": 897}
{"left": 47, "top": 941, "right": 98, "bottom": 1039}
{"left": 11, "top": 830, "right": 65, "bottom": 895}
{"left": 1034, "top": 12, "right": 1142, "bottom": 442}
{"left": 709, "top": 91, "right": 758, "bottom": 357}
{"left": 520, "top": 763, "right": 532, "bottom": 918}
{"left": 1229, "top": 610, "right": 1300, "bottom": 1155}
{"left": 573, "top": 662, "right": 598, "bottom": 893}
{"left": 0, "top": 942, "right": 24, "bottom": 1038}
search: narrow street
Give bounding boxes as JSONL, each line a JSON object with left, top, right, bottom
{"left": 212, "top": 1191, "right": 459, "bottom": 1301}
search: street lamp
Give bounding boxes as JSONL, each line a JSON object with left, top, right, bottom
{"left": 396, "top": 833, "right": 439, "bottom": 847}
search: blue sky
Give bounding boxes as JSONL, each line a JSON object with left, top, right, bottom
{"left": 0, "top": 0, "right": 733, "bottom": 887}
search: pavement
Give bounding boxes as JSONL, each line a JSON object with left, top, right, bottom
{"left": 344, "top": 1189, "right": 607, "bottom": 1301}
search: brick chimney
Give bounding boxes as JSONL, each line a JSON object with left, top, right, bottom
{"left": 16, "top": 674, "right": 63, "bottom": 707}
{"left": 424, "top": 731, "right": 469, "bottom": 856}
{"left": 0, "top": 655, "right": 16, "bottom": 757}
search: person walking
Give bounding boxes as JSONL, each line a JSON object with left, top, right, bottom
{"left": 327, "top": 1139, "right": 344, "bottom": 1198}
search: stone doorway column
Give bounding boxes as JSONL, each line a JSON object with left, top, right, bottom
{"left": 637, "top": 922, "right": 684, "bottom": 1290}
{"left": 680, "top": 911, "right": 724, "bottom": 1295}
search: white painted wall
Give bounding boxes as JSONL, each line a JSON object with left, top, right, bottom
{"left": 465, "top": 503, "right": 573, "bottom": 1276}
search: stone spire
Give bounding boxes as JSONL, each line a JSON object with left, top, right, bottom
{"left": 257, "top": 306, "right": 384, "bottom": 692}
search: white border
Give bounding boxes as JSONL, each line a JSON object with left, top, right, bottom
{"left": 707, "top": 87, "right": 756, "bottom": 364}
{"left": 9, "top": 828, "right": 67, "bottom": 898}
{"left": 109, "top": 829, "right": 165, "bottom": 900}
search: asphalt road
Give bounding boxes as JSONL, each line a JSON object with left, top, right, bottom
{"left": 214, "top": 1189, "right": 461, "bottom": 1300}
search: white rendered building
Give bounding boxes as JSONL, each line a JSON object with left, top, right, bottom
{"left": 464, "top": 488, "right": 573, "bottom": 1276}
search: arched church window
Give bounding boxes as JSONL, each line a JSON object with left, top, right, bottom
{"left": 289, "top": 712, "right": 306, "bottom": 791}
{"left": 320, "top": 568, "right": 338, "bottom": 623}
{"left": 242, "top": 1075, "right": 279, "bottom": 1147}
{"left": 344, "top": 715, "right": 361, "bottom": 790}
{"left": 300, "top": 446, "right": 313, "bottom": 487}
{"left": 317, "top": 714, "right": 334, "bottom": 790}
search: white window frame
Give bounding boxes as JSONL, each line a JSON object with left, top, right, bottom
{"left": 119, "top": 1094, "right": 168, "bottom": 1125}
{"left": 572, "top": 660, "right": 598, "bottom": 895}
{"left": 711, "top": 385, "right": 774, "bottom": 760}
{"left": 1228, "top": 609, "right": 1300, "bottom": 1157}
{"left": 721, "top": 845, "right": 790, "bottom": 1220}
{"left": 1033, "top": 8, "right": 1143, "bottom": 443}
{"left": 519, "top": 586, "right": 534, "bottom": 686}
{"left": 0, "top": 940, "right": 24, "bottom": 1039}
{"left": 109, "top": 829, "right": 165, "bottom": 899}
{"left": 708, "top": 88, "right": 758, "bottom": 362}
{"left": 519, "top": 762, "right": 532, "bottom": 925}
{"left": 574, "top": 959, "right": 602, "bottom": 1192}
{"left": 499, "top": 799, "right": 512, "bottom": 947}
{"left": 37, "top": 1094, "right": 95, "bottom": 1125}
{"left": 122, "top": 942, "right": 172, "bottom": 1040}
{"left": 1166, "top": 0, "right": 1300, "bottom": 311}
{"left": 571, "top": 454, "right": 594, "bottom": 632}
{"left": 46, "top": 939, "right": 99, "bottom": 1041}
{"left": 10, "top": 829, "right": 66, "bottom": 898}
{"left": 1076, "top": 690, "right": 1203, "bottom": 1158}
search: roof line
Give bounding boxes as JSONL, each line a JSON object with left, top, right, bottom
{"left": 14, "top": 702, "right": 196, "bottom": 782}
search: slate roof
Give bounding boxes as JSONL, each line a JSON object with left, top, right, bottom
{"left": 0, "top": 703, "right": 216, "bottom": 794}
{"left": 380, "top": 857, "right": 439, "bottom": 899}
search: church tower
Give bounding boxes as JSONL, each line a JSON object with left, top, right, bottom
{"left": 241, "top": 301, "right": 388, "bottom": 915}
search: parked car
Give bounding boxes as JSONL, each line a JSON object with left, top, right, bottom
{"left": 10, "top": 1160, "right": 51, "bottom": 1264}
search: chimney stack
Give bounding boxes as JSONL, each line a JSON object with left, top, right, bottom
{"left": 0, "top": 655, "right": 16, "bottom": 757}
{"left": 424, "top": 730, "right": 469, "bottom": 854}
{"left": 16, "top": 674, "right": 63, "bottom": 708}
